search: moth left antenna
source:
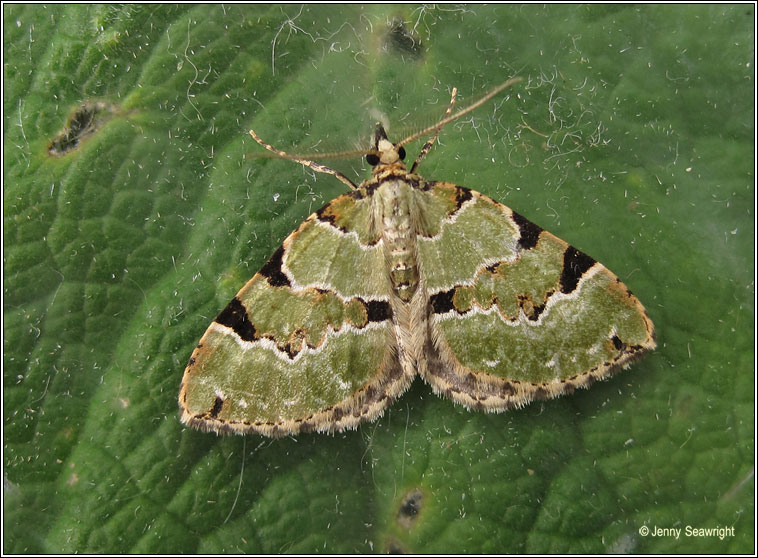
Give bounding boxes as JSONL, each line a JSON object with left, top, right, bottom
{"left": 248, "top": 129, "right": 359, "bottom": 190}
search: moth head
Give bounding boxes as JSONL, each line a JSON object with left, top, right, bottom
{"left": 367, "top": 123, "right": 406, "bottom": 167}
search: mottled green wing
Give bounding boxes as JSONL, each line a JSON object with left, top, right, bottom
{"left": 417, "top": 182, "right": 656, "bottom": 411}
{"left": 179, "top": 192, "right": 410, "bottom": 437}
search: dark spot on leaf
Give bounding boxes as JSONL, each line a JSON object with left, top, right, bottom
{"left": 385, "top": 19, "right": 423, "bottom": 58}
{"left": 386, "top": 539, "right": 406, "bottom": 554}
{"left": 397, "top": 488, "right": 424, "bottom": 528}
{"left": 48, "top": 101, "right": 118, "bottom": 156}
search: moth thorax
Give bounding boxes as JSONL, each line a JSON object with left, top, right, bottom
{"left": 378, "top": 180, "right": 419, "bottom": 302}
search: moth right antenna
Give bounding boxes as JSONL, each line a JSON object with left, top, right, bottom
{"left": 399, "top": 77, "right": 523, "bottom": 170}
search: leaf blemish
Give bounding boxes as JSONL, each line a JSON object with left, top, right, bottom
{"left": 397, "top": 487, "right": 424, "bottom": 528}
{"left": 48, "top": 101, "right": 118, "bottom": 156}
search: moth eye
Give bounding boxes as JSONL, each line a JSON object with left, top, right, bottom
{"left": 366, "top": 153, "right": 380, "bottom": 166}
{"left": 398, "top": 146, "right": 406, "bottom": 160}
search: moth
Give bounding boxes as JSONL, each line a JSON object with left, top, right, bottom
{"left": 179, "top": 78, "right": 656, "bottom": 437}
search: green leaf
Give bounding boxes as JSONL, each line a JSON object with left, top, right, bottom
{"left": 4, "top": 4, "right": 753, "bottom": 553}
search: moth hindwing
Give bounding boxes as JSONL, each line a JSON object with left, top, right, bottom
{"left": 179, "top": 79, "right": 655, "bottom": 437}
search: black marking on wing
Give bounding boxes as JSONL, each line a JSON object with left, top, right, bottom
{"left": 316, "top": 203, "right": 345, "bottom": 232}
{"left": 209, "top": 395, "right": 224, "bottom": 419}
{"left": 421, "top": 182, "right": 473, "bottom": 217}
{"left": 216, "top": 297, "right": 257, "bottom": 341}
{"left": 365, "top": 299, "right": 393, "bottom": 322}
{"left": 511, "top": 211, "right": 543, "bottom": 251}
{"left": 217, "top": 293, "right": 392, "bottom": 359}
{"left": 530, "top": 303, "right": 546, "bottom": 321}
{"left": 517, "top": 293, "right": 547, "bottom": 321}
{"left": 612, "top": 335, "right": 626, "bottom": 351}
{"left": 315, "top": 195, "right": 382, "bottom": 246}
{"left": 454, "top": 185, "right": 473, "bottom": 210}
{"left": 430, "top": 289, "right": 456, "bottom": 314}
{"left": 560, "top": 246, "right": 596, "bottom": 294}
{"left": 259, "top": 245, "right": 290, "bottom": 287}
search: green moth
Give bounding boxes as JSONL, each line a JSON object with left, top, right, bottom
{"left": 179, "top": 78, "right": 656, "bottom": 437}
